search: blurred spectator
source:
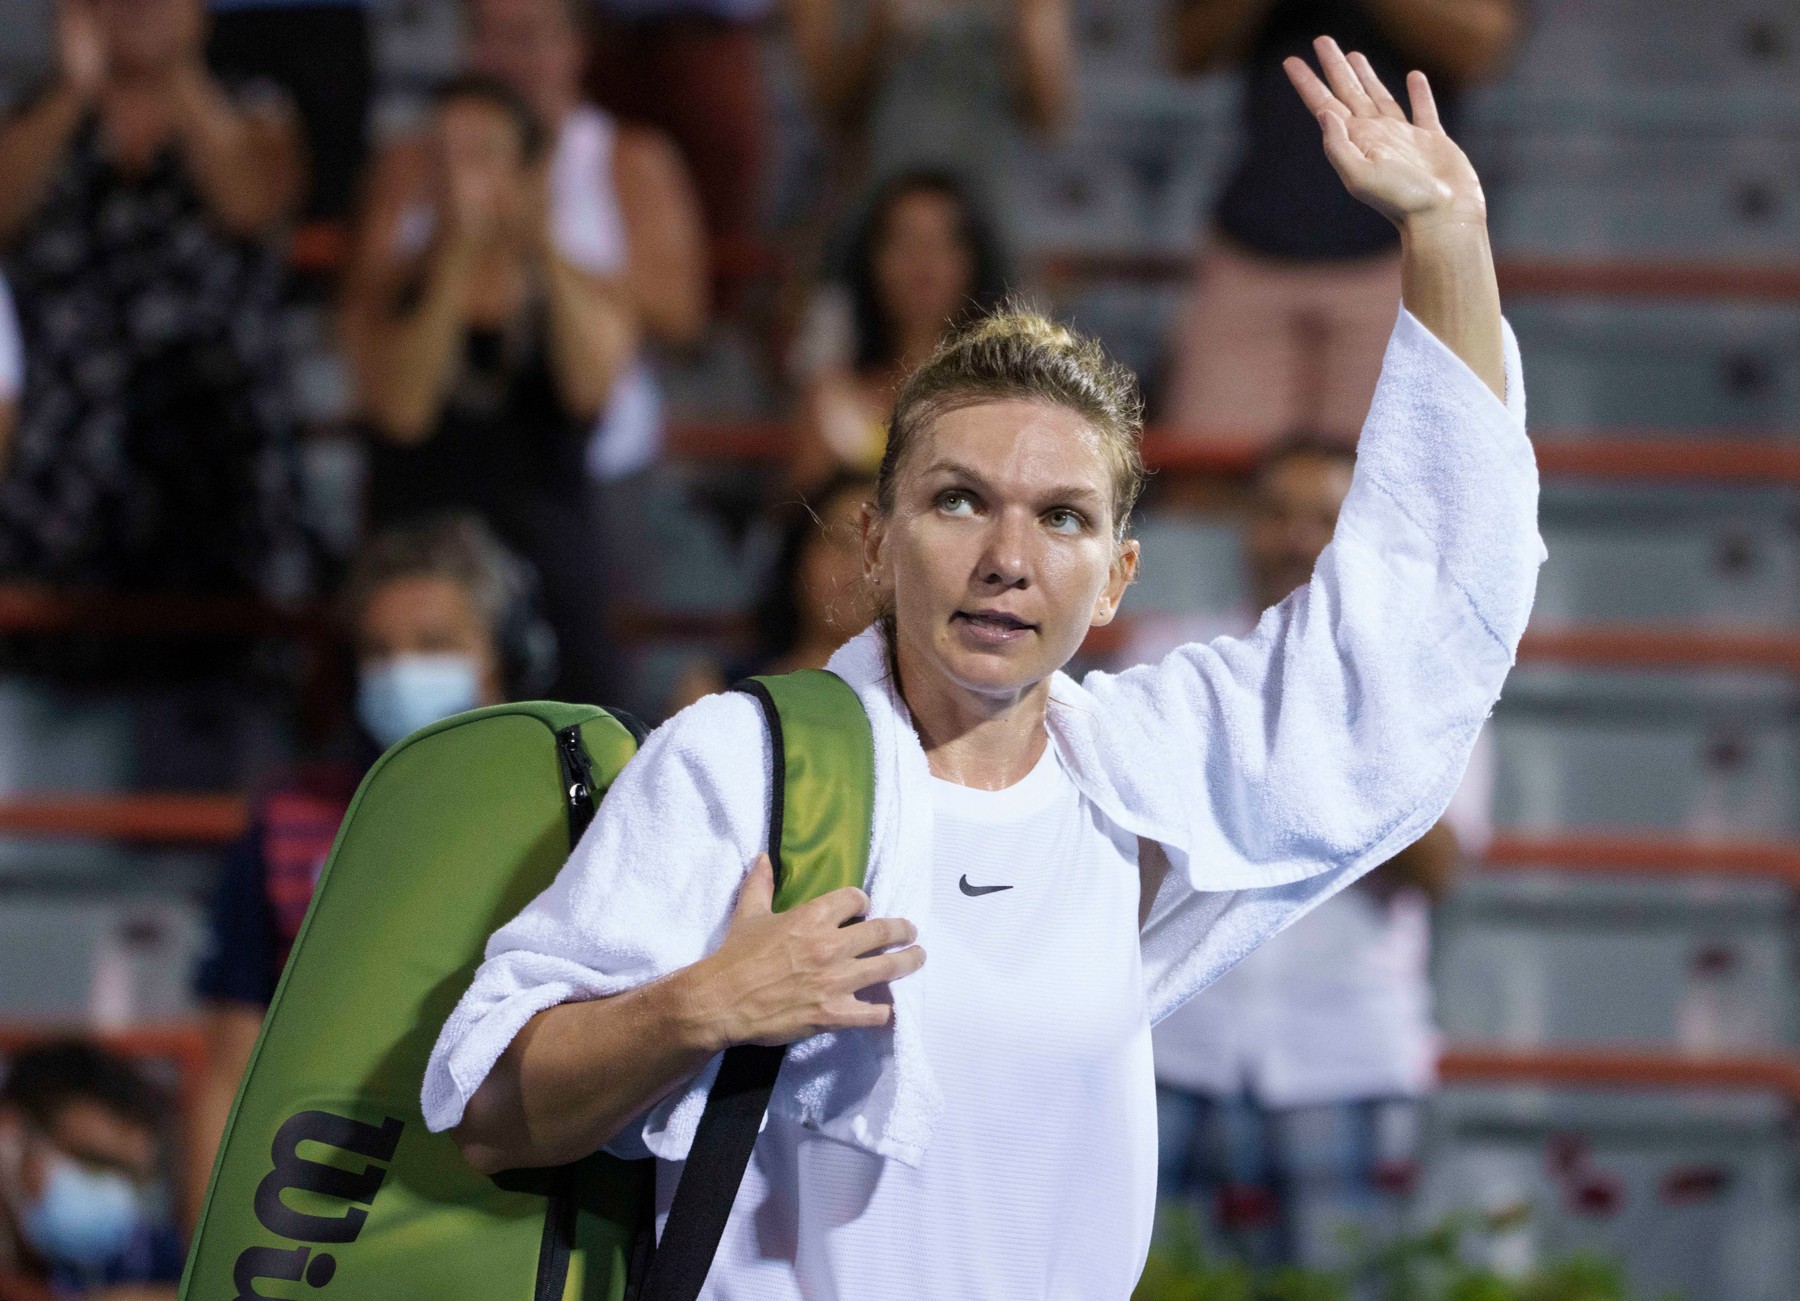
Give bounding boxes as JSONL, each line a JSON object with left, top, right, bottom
{"left": 0, "top": 275, "right": 19, "bottom": 461}
{"left": 0, "top": 0, "right": 310, "bottom": 598}
{"left": 1161, "top": 0, "right": 1517, "bottom": 443}
{"left": 585, "top": 0, "right": 768, "bottom": 311}
{"left": 1122, "top": 438, "right": 1493, "bottom": 1269}
{"left": 667, "top": 469, "right": 876, "bottom": 711}
{"left": 187, "top": 514, "right": 553, "bottom": 1219}
{"left": 466, "top": 0, "right": 709, "bottom": 480}
{"left": 789, "top": 170, "right": 1008, "bottom": 486}
{"left": 787, "top": 0, "right": 1075, "bottom": 247}
{"left": 206, "top": 0, "right": 372, "bottom": 220}
{"left": 340, "top": 74, "right": 632, "bottom": 704}
{"left": 0, "top": 1043, "right": 182, "bottom": 1301}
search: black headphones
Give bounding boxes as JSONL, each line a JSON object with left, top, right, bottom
{"left": 481, "top": 539, "right": 560, "bottom": 700}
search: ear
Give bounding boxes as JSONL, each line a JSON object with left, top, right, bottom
{"left": 859, "top": 501, "right": 888, "bottom": 588}
{"left": 1091, "top": 537, "right": 1140, "bottom": 627}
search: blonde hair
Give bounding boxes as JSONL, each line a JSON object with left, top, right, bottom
{"left": 874, "top": 305, "right": 1146, "bottom": 540}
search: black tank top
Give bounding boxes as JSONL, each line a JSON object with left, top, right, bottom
{"left": 366, "top": 306, "right": 589, "bottom": 526}
{"left": 1212, "top": 0, "right": 1463, "bottom": 262}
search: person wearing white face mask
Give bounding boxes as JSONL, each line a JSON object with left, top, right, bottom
{"left": 0, "top": 1042, "right": 182, "bottom": 1301}
{"left": 185, "top": 514, "right": 557, "bottom": 1228}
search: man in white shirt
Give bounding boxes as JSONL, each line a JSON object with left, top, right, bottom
{"left": 0, "top": 272, "right": 19, "bottom": 461}
{"left": 1122, "top": 435, "right": 1494, "bottom": 1270}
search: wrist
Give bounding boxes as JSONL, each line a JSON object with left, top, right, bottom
{"left": 664, "top": 959, "right": 734, "bottom": 1056}
{"left": 1398, "top": 206, "right": 1489, "bottom": 244}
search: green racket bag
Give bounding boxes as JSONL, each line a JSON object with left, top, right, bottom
{"left": 180, "top": 670, "right": 874, "bottom": 1301}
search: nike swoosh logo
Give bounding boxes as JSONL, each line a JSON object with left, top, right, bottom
{"left": 959, "top": 874, "right": 1013, "bottom": 897}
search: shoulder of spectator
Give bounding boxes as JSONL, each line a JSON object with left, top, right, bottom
{"left": 610, "top": 125, "right": 706, "bottom": 241}
{"left": 611, "top": 124, "right": 688, "bottom": 187}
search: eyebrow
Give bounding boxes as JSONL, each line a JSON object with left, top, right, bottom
{"left": 918, "top": 459, "right": 1107, "bottom": 509}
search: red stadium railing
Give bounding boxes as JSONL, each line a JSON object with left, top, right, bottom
{"left": 665, "top": 422, "right": 1800, "bottom": 488}
{"left": 0, "top": 792, "right": 250, "bottom": 844}
{"left": 1029, "top": 249, "right": 1800, "bottom": 304}
{"left": 1485, "top": 833, "right": 1800, "bottom": 888}
{"left": 0, "top": 584, "right": 323, "bottom": 639}
{"left": 1438, "top": 1046, "right": 1800, "bottom": 1103}
{"left": 288, "top": 214, "right": 1800, "bottom": 306}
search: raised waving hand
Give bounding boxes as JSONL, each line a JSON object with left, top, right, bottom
{"left": 1284, "top": 35, "right": 1485, "bottom": 232}
{"left": 1285, "top": 34, "right": 1505, "bottom": 399}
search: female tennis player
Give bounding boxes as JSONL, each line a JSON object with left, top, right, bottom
{"left": 424, "top": 36, "right": 1542, "bottom": 1298}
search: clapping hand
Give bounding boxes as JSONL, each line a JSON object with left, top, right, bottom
{"left": 1283, "top": 35, "right": 1486, "bottom": 235}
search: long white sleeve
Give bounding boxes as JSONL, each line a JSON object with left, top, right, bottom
{"left": 419, "top": 690, "right": 771, "bottom": 1138}
{"left": 1056, "top": 307, "right": 1544, "bottom": 1019}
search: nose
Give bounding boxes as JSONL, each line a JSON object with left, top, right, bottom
{"left": 976, "top": 509, "right": 1033, "bottom": 590}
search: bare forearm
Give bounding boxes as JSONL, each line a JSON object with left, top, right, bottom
{"left": 786, "top": 0, "right": 887, "bottom": 126}
{"left": 1399, "top": 215, "right": 1504, "bottom": 401}
{"left": 1361, "top": 0, "right": 1518, "bottom": 82}
{"left": 454, "top": 967, "right": 720, "bottom": 1173}
{"left": 0, "top": 83, "right": 87, "bottom": 244}
{"left": 190, "top": 1003, "right": 264, "bottom": 1231}
{"left": 0, "top": 400, "right": 15, "bottom": 476}
{"left": 615, "top": 135, "right": 708, "bottom": 345}
{"left": 1171, "top": 0, "right": 1276, "bottom": 73}
{"left": 168, "top": 66, "right": 300, "bottom": 236}
{"left": 1365, "top": 818, "right": 1459, "bottom": 902}
{"left": 540, "top": 253, "right": 638, "bottom": 421}
{"left": 350, "top": 248, "right": 478, "bottom": 444}
{"left": 1013, "top": 0, "right": 1074, "bottom": 132}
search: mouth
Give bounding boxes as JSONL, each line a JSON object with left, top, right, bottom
{"left": 952, "top": 609, "right": 1039, "bottom": 645}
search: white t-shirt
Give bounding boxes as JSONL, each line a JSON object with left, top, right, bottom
{"left": 1124, "top": 610, "right": 1494, "bottom": 1107}
{"left": 0, "top": 273, "right": 21, "bottom": 402}
{"left": 655, "top": 743, "right": 1159, "bottom": 1300}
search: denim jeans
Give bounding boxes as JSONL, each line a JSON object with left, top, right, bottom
{"left": 1155, "top": 1085, "right": 1421, "bottom": 1271}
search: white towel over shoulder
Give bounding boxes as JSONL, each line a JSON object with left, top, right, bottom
{"left": 421, "top": 305, "right": 1544, "bottom": 1167}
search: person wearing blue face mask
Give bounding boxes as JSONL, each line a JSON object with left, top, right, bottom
{"left": 0, "top": 1042, "right": 183, "bottom": 1301}
{"left": 185, "top": 513, "right": 557, "bottom": 1228}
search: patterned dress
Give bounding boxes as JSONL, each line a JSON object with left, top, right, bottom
{"left": 0, "top": 102, "right": 310, "bottom": 597}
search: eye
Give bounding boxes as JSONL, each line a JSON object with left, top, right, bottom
{"left": 936, "top": 489, "right": 976, "bottom": 516}
{"left": 1043, "top": 508, "right": 1086, "bottom": 534}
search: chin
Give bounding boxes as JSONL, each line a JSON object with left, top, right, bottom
{"left": 935, "top": 637, "right": 1063, "bottom": 701}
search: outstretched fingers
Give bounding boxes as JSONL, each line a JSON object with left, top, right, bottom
{"left": 1282, "top": 55, "right": 1349, "bottom": 122}
{"left": 1348, "top": 50, "right": 1406, "bottom": 121}
{"left": 1406, "top": 69, "right": 1442, "bottom": 131}
{"left": 1317, "top": 109, "right": 1370, "bottom": 179}
{"left": 1313, "top": 36, "right": 1376, "bottom": 115}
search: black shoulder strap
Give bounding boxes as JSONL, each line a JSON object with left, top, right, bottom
{"left": 634, "top": 682, "right": 792, "bottom": 1301}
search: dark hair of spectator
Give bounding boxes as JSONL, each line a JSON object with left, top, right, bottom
{"left": 433, "top": 72, "right": 548, "bottom": 164}
{"left": 1, "top": 1042, "right": 166, "bottom": 1134}
{"left": 754, "top": 470, "right": 879, "bottom": 660}
{"left": 1255, "top": 432, "right": 1358, "bottom": 485}
{"left": 340, "top": 513, "right": 558, "bottom": 697}
{"left": 848, "top": 169, "right": 1011, "bottom": 373}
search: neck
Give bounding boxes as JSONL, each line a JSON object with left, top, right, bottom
{"left": 896, "top": 639, "right": 1051, "bottom": 789}
{"left": 537, "top": 94, "right": 577, "bottom": 137}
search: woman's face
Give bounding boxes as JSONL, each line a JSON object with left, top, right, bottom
{"left": 432, "top": 98, "right": 531, "bottom": 237}
{"left": 795, "top": 485, "right": 877, "bottom": 641}
{"left": 357, "top": 575, "right": 505, "bottom": 707}
{"left": 469, "top": 0, "right": 583, "bottom": 127}
{"left": 98, "top": 0, "right": 203, "bottom": 74}
{"left": 872, "top": 190, "right": 976, "bottom": 347}
{"left": 864, "top": 399, "right": 1137, "bottom": 706}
